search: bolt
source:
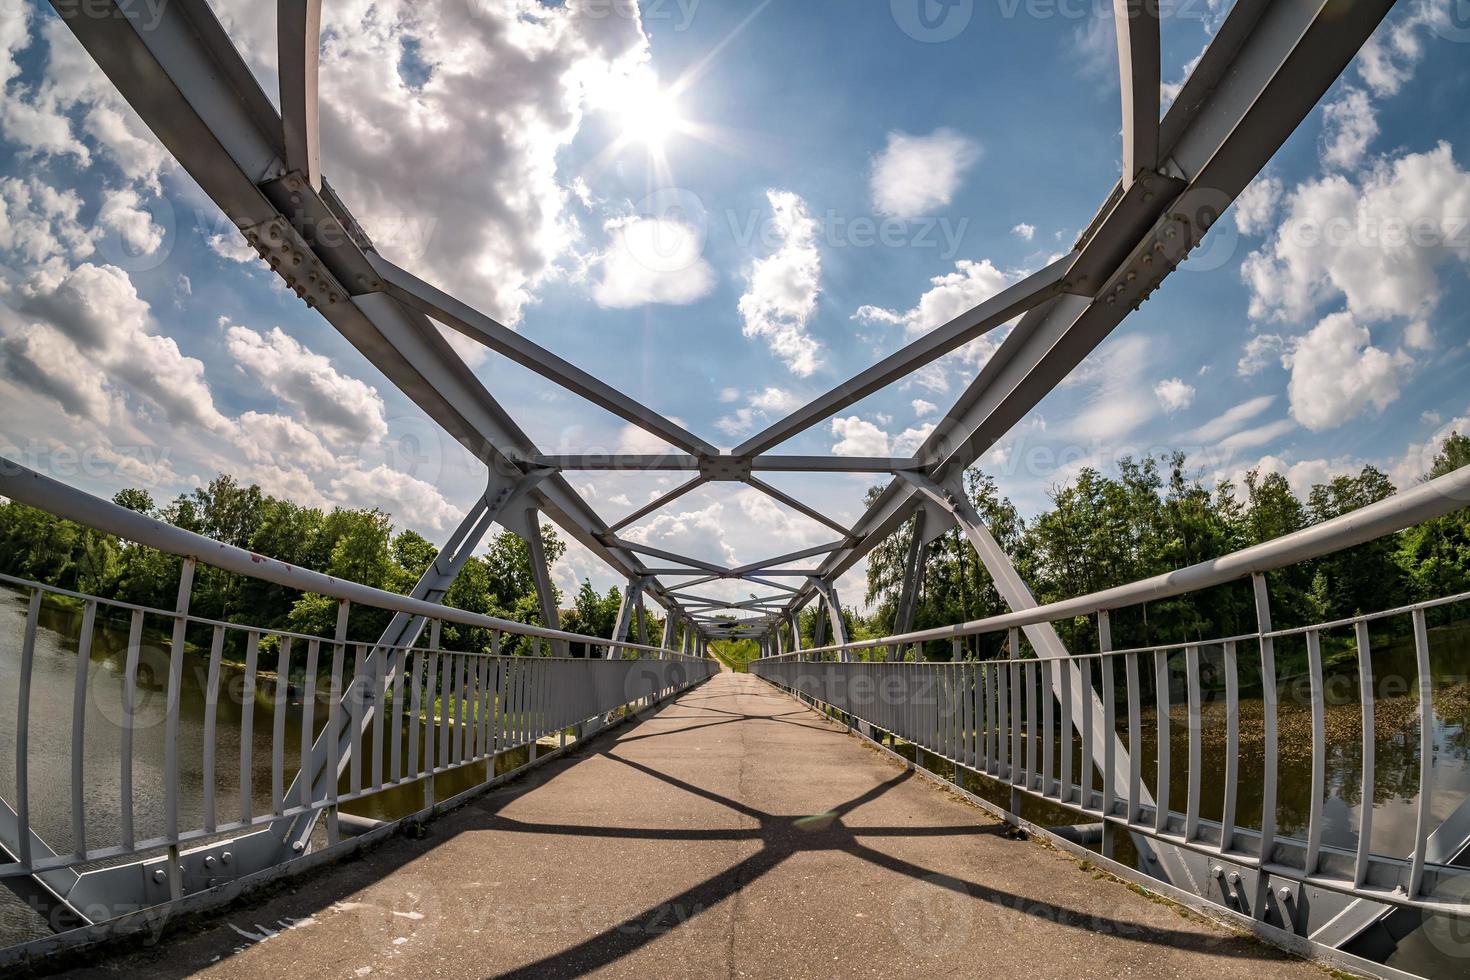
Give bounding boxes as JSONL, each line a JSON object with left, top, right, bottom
{"left": 204, "top": 855, "right": 216, "bottom": 868}
{"left": 292, "top": 840, "right": 305, "bottom": 853}
{"left": 153, "top": 868, "right": 166, "bottom": 883}
{"left": 1211, "top": 866, "right": 1223, "bottom": 879}
{"left": 1227, "top": 871, "right": 1241, "bottom": 885}
{"left": 1277, "top": 886, "right": 1292, "bottom": 903}
{"left": 221, "top": 851, "right": 232, "bottom": 864}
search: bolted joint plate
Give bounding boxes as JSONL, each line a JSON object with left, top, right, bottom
{"left": 240, "top": 215, "right": 348, "bottom": 313}
{"left": 698, "top": 456, "right": 752, "bottom": 482}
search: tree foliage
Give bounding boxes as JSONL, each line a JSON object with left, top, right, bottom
{"left": 861, "top": 435, "right": 1470, "bottom": 660}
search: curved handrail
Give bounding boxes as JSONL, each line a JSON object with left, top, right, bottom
{"left": 784, "top": 462, "right": 1470, "bottom": 658}
{"left": 0, "top": 458, "right": 699, "bottom": 659}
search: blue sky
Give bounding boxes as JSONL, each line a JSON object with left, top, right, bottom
{"left": 1, "top": 0, "right": 1469, "bottom": 605}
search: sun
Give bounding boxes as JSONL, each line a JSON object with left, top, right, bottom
{"left": 616, "top": 82, "right": 683, "bottom": 149}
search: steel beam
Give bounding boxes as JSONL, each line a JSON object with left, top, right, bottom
{"left": 734, "top": 254, "right": 1077, "bottom": 456}
{"left": 277, "top": 0, "right": 322, "bottom": 190}
{"left": 1114, "top": 0, "right": 1160, "bottom": 188}
{"left": 369, "top": 254, "right": 718, "bottom": 457}
{"left": 608, "top": 476, "right": 707, "bottom": 534}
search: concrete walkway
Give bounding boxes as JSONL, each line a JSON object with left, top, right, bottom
{"left": 67, "top": 671, "right": 1324, "bottom": 979}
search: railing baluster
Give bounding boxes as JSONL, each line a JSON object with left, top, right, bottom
{"left": 1154, "top": 648, "right": 1170, "bottom": 835}
{"left": 1040, "top": 662, "right": 1052, "bottom": 797}
{"left": 980, "top": 662, "right": 992, "bottom": 775}
{"left": 349, "top": 644, "right": 366, "bottom": 796}
{"left": 1254, "top": 573, "right": 1279, "bottom": 872}
{"left": 1353, "top": 622, "right": 1374, "bottom": 888}
{"left": 240, "top": 631, "right": 259, "bottom": 826}
{"left": 163, "top": 558, "right": 194, "bottom": 857}
{"left": 1009, "top": 661, "right": 1022, "bottom": 790}
{"left": 1125, "top": 651, "right": 1141, "bottom": 825}
{"left": 1409, "top": 608, "right": 1433, "bottom": 898}
{"left": 70, "top": 600, "right": 97, "bottom": 859}
{"left": 997, "top": 661, "right": 1009, "bottom": 780}
{"left": 407, "top": 650, "right": 423, "bottom": 778}
{"left": 300, "top": 640, "right": 320, "bottom": 811}
{"left": 120, "top": 608, "right": 144, "bottom": 850}
{"left": 1305, "top": 630, "right": 1326, "bottom": 874}
{"left": 273, "top": 637, "right": 292, "bottom": 815}
{"left": 1184, "top": 645, "right": 1202, "bottom": 843}
{"left": 423, "top": 646, "right": 439, "bottom": 780}
{"left": 1080, "top": 658, "right": 1092, "bottom": 812}
{"left": 14, "top": 589, "right": 41, "bottom": 869}
{"left": 1059, "top": 659, "right": 1072, "bottom": 804}
{"left": 201, "top": 624, "right": 224, "bottom": 834}
{"left": 1029, "top": 658, "right": 1040, "bottom": 787}
{"left": 1221, "top": 640, "right": 1239, "bottom": 854}
{"left": 371, "top": 648, "right": 385, "bottom": 790}
{"left": 327, "top": 639, "right": 344, "bottom": 808}
{"left": 390, "top": 647, "right": 405, "bottom": 782}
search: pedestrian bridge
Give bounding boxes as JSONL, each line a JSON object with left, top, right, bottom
{"left": 22, "top": 671, "right": 1328, "bottom": 979}
{"left": 4, "top": 1, "right": 1470, "bottom": 977}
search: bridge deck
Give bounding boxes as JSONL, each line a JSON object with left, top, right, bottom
{"left": 72, "top": 671, "right": 1321, "bottom": 979}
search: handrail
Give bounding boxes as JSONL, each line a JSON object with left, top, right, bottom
{"left": 787, "top": 462, "right": 1470, "bottom": 657}
{"left": 0, "top": 458, "right": 697, "bottom": 659}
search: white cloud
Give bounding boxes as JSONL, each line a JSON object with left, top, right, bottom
{"left": 1233, "top": 175, "right": 1282, "bottom": 236}
{"left": 911, "top": 399, "right": 937, "bottom": 418}
{"left": 1237, "top": 333, "right": 1287, "bottom": 377}
{"left": 0, "top": 176, "right": 96, "bottom": 264}
{"left": 1217, "top": 418, "right": 1297, "bottom": 455}
{"left": 749, "top": 386, "right": 802, "bottom": 413}
{"left": 205, "top": 227, "right": 262, "bottom": 265}
{"left": 719, "top": 387, "right": 740, "bottom": 403}
{"left": 1356, "top": 1, "right": 1441, "bottom": 98}
{"left": 738, "top": 190, "right": 822, "bottom": 377}
{"left": 1285, "top": 312, "right": 1412, "bottom": 431}
{"left": 854, "top": 256, "right": 1017, "bottom": 389}
{"left": 1320, "top": 88, "right": 1378, "bottom": 171}
{"left": 1011, "top": 223, "right": 1035, "bottom": 241}
{"left": 870, "top": 129, "right": 980, "bottom": 219}
{"left": 1404, "top": 320, "right": 1434, "bottom": 350}
{"left": 624, "top": 500, "right": 739, "bottom": 568}
{"left": 891, "top": 423, "right": 935, "bottom": 457}
{"left": 591, "top": 215, "right": 714, "bottom": 308}
{"left": 1242, "top": 142, "right": 1470, "bottom": 325}
{"left": 97, "top": 187, "right": 165, "bottom": 255}
{"left": 208, "top": 0, "right": 658, "bottom": 326}
{"left": 616, "top": 422, "right": 681, "bottom": 455}
{"left": 1181, "top": 395, "right": 1277, "bottom": 445}
{"left": 4, "top": 262, "right": 230, "bottom": 434}
{"left": 225, "top": 324, "right": 389, "bottom": 443}
{"left": 1153, "top": 378, "right": 1195, "bottom": 414}
{"left": 1059, "top": 334, "right": 1156, "bottom": 443}
{"left": 330, "top": 465, "right": 462, "bottom": 532}
{"left": 830, "top": 416, "right": 889, "bottom": 457}
{"left": 1226, "top": 454, "right": 1365, "bottom": 500}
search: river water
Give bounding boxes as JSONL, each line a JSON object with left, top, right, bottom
{"left": 2, "top": 587, "right": 1469, "bottom": 971}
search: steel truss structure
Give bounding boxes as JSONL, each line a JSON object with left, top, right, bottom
{"left": 3, "top": 0, "right": 1448, "bottom": 969}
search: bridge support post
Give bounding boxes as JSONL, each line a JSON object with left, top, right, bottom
{"left": 898, "top": 470, "right": 1193, "bottom": 889}
{"left": 892, "top": 511, "right": 930, "bottom": 644}
{"left": 810, "top": 580, "right": 850, "bottom": 659}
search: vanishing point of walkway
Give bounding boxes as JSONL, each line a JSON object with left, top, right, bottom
{"left": 68, "top": 671, "right": 1322, "bottom": 979}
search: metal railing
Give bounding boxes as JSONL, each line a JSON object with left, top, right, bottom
{"left": 753, "top": 463, "right": 1470, "bottom": 944}
{"left": 0, "top": 462, "right": 713, "bottom": 944}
